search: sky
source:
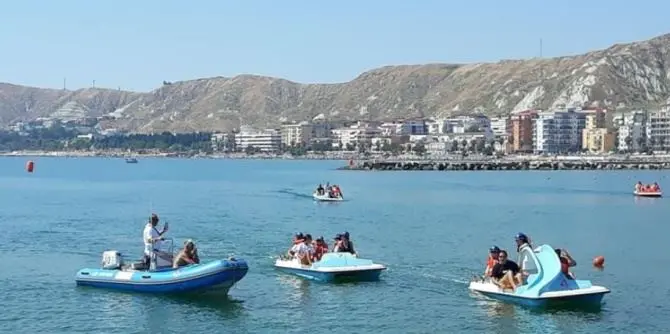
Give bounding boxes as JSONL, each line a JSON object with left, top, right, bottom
{"left": 1, "top": 0, "right": 670, "bottom": 92}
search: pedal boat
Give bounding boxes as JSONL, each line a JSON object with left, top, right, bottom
{"left": 274, "top": 252, "right": 385, "bottom": 282}
{"left": 313, "top": 192, "right": 343, "bottom": 201}
{"left": 468, "top": 244, "right": 610, "bottom": 308}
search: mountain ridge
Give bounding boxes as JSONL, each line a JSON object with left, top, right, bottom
{"left": 2, "top": 33, "right": 670, "bottom": 133}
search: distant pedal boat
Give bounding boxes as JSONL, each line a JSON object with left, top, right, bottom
{"left": 313, "top": 192, "right": 343, "bottom": 201}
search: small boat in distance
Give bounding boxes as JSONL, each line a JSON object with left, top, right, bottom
{"left": 468, "top": 244, "right": 610, "bottom": 308}
{"left": 634, "top": 181, "right": 662, "bottom": 197}
{"left": 313, "top": 183, "right": 344, "bottom": 201}
{"left": 274, "top": 252, "right": 386, "bottom": 282}
{"left": 313, "top": 192, "right": 343, "bottom": 201}
{"left": 75, "top": 238, "right": 248, "bottom": 295}
{"left": 125, "top": 158, "right": 138, "bottom": 163}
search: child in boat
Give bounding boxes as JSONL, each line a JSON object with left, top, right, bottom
{"left": 312, "top": 236, "right": 328, "bottom": 261}
{"left": 484, "top": 246, "right": 500, "bottom": 277}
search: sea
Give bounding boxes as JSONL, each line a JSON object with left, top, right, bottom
{"left": 0, "top": 157, "right": 668, "bottom": 333}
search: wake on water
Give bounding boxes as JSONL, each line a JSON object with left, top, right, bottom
{"left": 276, "top": 188, "right": 312, "bottom": 199}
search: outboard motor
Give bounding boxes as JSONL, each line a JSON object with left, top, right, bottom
{"left": 101, "top": 250, "right": 123, "bottom": 270}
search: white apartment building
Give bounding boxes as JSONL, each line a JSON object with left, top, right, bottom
{"left": 646, "top": 109, "right": 670, "bottom": 151}
{"left": 441, "top": 115, "right": 492, "bottom": 135}
{"left": 613, "top": 110, "right": 646, "bottom": 151}
{"left": 280, "top": 121, "right": 313, "bottom": 147}
{"left": 235, "top": 126, "right": 281, "bottom": 152}
{"left": 532, "top": 109, "right": 589, "bottom": 153}
{"left": 379, "top": 119, "right": 428, "bottom": 136}
{"left": 489, "top": 117, "right": 508, "bottom": 138}
{"left": 331, "top": 122, "right": 381, "bottom": 149}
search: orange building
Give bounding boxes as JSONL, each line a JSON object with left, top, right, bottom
{"left": 508, "top": 110, "right": 538, "bottom": 152}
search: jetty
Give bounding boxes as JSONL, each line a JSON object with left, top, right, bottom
{"left": 338, "top": 156, "right": 670, "bottom": 171}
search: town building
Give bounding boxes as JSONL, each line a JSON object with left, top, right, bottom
{"left": 234, "top": 126, "right": 281, "bottom": 152}
{"left": 331, "top": 121, "right": 381, "bottom": 150}
{"left": 489, "top": 117, "right": 508, "bottom": 138}
{"left": 509, "top": 110, "right": 537, "bottom": 152}
{"left": 581, "top": 111, "right": 615, "bottom": 153}
{"left": 211, "top": 132, "right": 236, "bottom": 152}
{"left": 280, "top": 121, "right": 313, "bottom": 147}
{"left": 532, "top": 108, "right": 589, "bottom": 153}
{"left": 646, "top": 109, "right": 670, "bottom": 151}
{"left": 613, "top": 110, "right": 646, "bottom": 152}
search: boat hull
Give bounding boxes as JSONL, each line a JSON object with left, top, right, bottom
{"left": 634, "top": 191, "right": 662, "bottom": 197}
{"left": 313, "top": 193, "right": 343, "bottom": 201}
{"left": 469, "top": 281, "right": 610, "bottom": 308}
{"left": 274, "top": 256, "right": 385, "bottom": 283}
{"left": 75, "top": 259, "right": 248, "bottom": 295}
{"left": 275, "top": 265, "right": 384, "bottom": 282}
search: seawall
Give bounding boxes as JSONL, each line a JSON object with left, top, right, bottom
{"left": 339, "top": 159, "right": 670, "bottom": 171}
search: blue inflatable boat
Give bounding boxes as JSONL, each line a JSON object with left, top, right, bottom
{"left": 75, "top": 242, "right": 248, "bottom": 295}
{"left": 274, "top": 252, "right": 386, "bottom": 282}
{"left": 468, "top": 244, "right": 610, "bottom": 308}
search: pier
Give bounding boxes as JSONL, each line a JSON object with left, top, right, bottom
{"left": 339, "top": 157, "right": 670, "bottom": 171}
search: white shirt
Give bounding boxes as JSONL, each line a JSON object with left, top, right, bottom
{"left": 143, "top": 223, "right": 162, "bottom": 256}
{"left": 290, "top": 242, "right": 312, "bottom": 259}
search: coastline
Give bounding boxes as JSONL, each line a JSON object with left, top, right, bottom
{"left": 0, "top": 150, "right": 357, "bottom": 160}
{"left": 4, "top": 150, "right": 670, "bottom": 171}
{"left": 341, "top": 155, "right": 670, "bottom": 171}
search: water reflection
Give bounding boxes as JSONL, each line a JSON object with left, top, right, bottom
{"left": 633, "top": 196, "right": 663, "bottom": 205}
{"left": 276, "top": 274, "right": 311, "bottom": 305}
{"left": 471, "top": 290, "right": 607, "bottom": 334}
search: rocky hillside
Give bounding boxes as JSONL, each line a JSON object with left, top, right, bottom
{"left": 2, "top": 33, "right": 670, "bottom": 133}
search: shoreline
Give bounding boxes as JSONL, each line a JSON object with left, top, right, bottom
{"left": 4, "top": 150, "right": 670, "bottom": 171}
{"left": 341, "top": 158, "right": 670, "bottom": 171}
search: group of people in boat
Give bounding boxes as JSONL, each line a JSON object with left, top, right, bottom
{"left": 315, "top": 182, "right": 343, "bottom": 199}
{"left": 142, "top": 213, "right": 200, "bottom": 269}
{"left": 287, "top": 231, "right": 356, "bottom": 265}
{"left": 482, "top": 233, "right": 577, "bottom": 291}
{"left": 635, "top": 181, "right": 661, "bottom": 193}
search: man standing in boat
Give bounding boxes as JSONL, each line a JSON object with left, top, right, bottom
{"left": 143, "top": 213, "right": 170, "bottom": 268}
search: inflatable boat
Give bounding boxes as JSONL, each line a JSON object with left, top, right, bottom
{"left": 75, "top": 239, "right": 248, "bottom": 295}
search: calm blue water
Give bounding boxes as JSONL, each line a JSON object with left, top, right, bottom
{"left": 0, "top": 157, "right": 668, "bottom": 333}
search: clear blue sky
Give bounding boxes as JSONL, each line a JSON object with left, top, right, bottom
{"left": 1, "top": 0, "right": 669, "bottom": 92}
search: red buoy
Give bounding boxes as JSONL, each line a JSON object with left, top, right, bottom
{"left": 592, "top": 255, "right": 605, "bottom": 268}
{"left": 26, "top": 160, "right": 34, "bottom": 173}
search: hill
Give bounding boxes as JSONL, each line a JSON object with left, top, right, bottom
{"left": 2, "top": 33, "right": 670, "bottom": 133}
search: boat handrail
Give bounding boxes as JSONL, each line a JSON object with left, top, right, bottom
{"left": 153, "top": 237, "right": 176, "bottom": 254}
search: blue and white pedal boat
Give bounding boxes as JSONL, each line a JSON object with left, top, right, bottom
{"left": 75, "top": 240, "right": 248, "bottom": 295}
{"left": 468, "top": 244, "right": 610, "bottom": 308}
{"left": 274, "top": 252, "right": 386, "bottom": 282}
